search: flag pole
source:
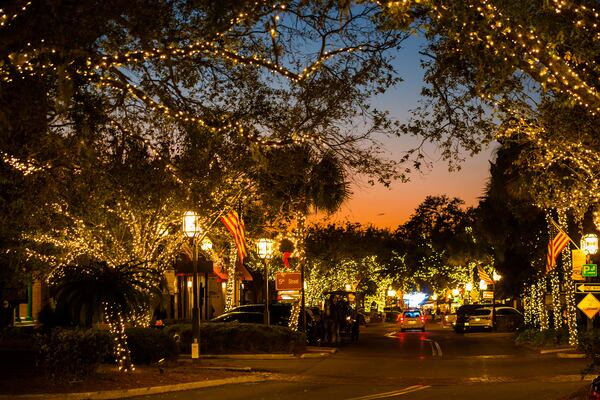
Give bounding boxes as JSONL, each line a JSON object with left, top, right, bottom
{"left": 548, "top": 217, "right": 580, "bottom": 250}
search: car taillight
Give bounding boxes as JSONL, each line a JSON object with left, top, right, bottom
{"left": 398, "top": 316, "right": 404, "bottom": 323}
{"left": 420, "top": 316, "right": 425, "bottom": 323}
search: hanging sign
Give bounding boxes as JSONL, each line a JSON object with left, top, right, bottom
{"left": 572, "top": 249, "right": 586, "bottom": 281}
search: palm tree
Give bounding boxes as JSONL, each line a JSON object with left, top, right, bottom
{"left": 51, "top": 260, "right": 164, "bottom": 372}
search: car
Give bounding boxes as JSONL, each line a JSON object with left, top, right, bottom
{"left": 210, "top": 311, "right": 264, "bottom": 323}
{"left": 442, "top": 312, "right": 457, "bottom": 327}
{"left": 398, "top": 309, "right": 426, "bottom": 332}
{"left": 494, "top": 306, "right": 524, "bottom": 331}
{"left": 383, "top": 307, "right": 402, "bottom": 322}
{"left": 211, "top": 303, "right": 293, "bottom": 326}
{"left": 454, "top": 305, "right": 523, "bottom": 332}
{"left": 210, "top": 303, "right": 323, "bottom": 345}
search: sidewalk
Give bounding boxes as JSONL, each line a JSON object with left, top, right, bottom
{"left": 0, "top": 347, "right": 336, "bottom": 400}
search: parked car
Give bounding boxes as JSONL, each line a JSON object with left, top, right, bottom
{"left": 210, "top": 303, "right": 323, "bottom": 345}
{"left": 442, "top": 312, "right": 457, "bottom": 327}
{"left": 383, "top": 307, "right": 402, "bottom": 322}
{"left": 398, "top": 309, "right": 426, "bottom": 332}
{"left": 214, "top": 304, "right": 293, "bottom": 326}
{"left": 453, "top": 305, "right": 523, "bottom": 333}
{"left": 210, "top": 311, "right": 263, "bottom": 324}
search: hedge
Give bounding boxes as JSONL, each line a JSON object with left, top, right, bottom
{"left": 164, "top": 322, "right": 306, "bottom": 354}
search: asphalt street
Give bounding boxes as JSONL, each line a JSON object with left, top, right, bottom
{"left": 135, "top": 321, "right": 593, "bottom": 400}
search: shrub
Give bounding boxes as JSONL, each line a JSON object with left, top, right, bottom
{"left": 514, "top": 327, "right": 570, "bottom": 348}
{"left": 36, "top": 328, "right": 112, "bottom": 380}
{"left": 165, "top": 322, "right": 306, "bottom": 355}
{"left": 125, "top": 327, "right": 179, "bottom": 364}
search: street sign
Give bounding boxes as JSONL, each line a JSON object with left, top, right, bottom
{"left": 577, "top": 293, "right": 600, "bottom": 319}
{"left": 275, "top": 272, "right": 302, "bottom": 291}
{"left": 576, "top": 283, "right": 600, "bottom": 293}
{"left": 583, "top": 264, "right": 598, "bottom": 277}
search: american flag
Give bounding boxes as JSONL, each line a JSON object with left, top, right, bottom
{"left": 546, "top": 231, "right": 569, "bottom": 274}
{"left": 221, "top": 210, "right": 247, "bottom": 264}
{"left": 477, "top": 265, "right": 494, "bottom": 285}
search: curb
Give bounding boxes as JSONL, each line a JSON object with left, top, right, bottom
{"left": 0, "top": 374, "right": 271, "bottom": 400}
{"left": 201, "top": 354, "right": 297, "bottom": 360}
{"left": 557, "top": 352, "right": 586, "bottom": 359}
{"left": 539, "top": 347, "right": 577, "bottom": 354}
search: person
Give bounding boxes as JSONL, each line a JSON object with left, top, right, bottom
{"left": 1, "top": 300, "right": 13, "bottom": 328}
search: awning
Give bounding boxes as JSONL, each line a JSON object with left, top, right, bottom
{"left": 212, "top": 263, "right": 253, "bottom": 282}
{"left": 174, "top": 255, "right": 213, "bottom": 274}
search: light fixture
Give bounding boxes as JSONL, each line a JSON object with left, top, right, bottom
{"left": 493, "top": 271, "right": 502, "bottom": 282}
{"left": 201, "top": 237, "right": 213, "bottom": 251}
{"left": 465, "top": 282, "right": 473, "bottom": 291}
{"left": 182, "top": 211, "right": 201, "bottom": 237}
{"left": 256, "top": 238, "right": 274, "bottom": 259}
{"left": 581, "top": 234, "right": 599, "bottom": 255}
{"left": 480, "top": 280, "right": 488, "bottom": 290}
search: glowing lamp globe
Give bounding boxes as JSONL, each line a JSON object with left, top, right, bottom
{"left": 581, "top": 234, "right": 599, "bottom": 255}
{"left": 257, "top": 238, "right": 274, "bottom": 259}
{"left": 182, "top": 211, "right": 201, "bottom": 237}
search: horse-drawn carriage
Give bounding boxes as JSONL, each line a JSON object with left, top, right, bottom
{"left": 322, "top": 291, "right": 360, "bottom": 344}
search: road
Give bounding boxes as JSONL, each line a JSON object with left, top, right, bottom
{"left": 137, "top": 321, "right": 593, "bottom": 400}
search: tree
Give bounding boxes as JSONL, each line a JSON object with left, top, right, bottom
{"left": 395, "top": 195, "right": 479, "bottom": 293}
{"left": 0, "top": 0, "right": 408, "bottom": 293}
{"left": 304, "top": 223, "right": 395, "bottom": 305}
{"left": 50, "top": 260, "right": 164, "bottom": 372}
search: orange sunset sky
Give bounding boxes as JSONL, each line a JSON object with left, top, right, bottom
{"left": 311, "top": 35, "right": 497, "bottom": 230}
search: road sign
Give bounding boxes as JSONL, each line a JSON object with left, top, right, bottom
{"left": 577, "top": 293, "right": 600, "bottom": 319}
{"left": 583, "top": 264, "right": 598, "bottom": 277}
{"left": 275, "top": 272, "right": 302, "bottom": 291}
{"left": 576, "top": 283, "right": 600, "bottom": 293}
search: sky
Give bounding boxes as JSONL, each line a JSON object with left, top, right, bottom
{"left": 313, "top": 35, "right": 496, "bottom": 230}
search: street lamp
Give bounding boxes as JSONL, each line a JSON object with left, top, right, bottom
{"left": 200, "top": 237, "right": 212, "bottom": 321}
{"left": 582, "top": 234, "right": 599, "bottom": 260}
{"left": 465, "top": 282, "right": 473, "bottom": 304}
{"left": 257, "top": 238, "right": 274, "bottom": 325}
{"left": 182, "top": 211, "right": 201, "bottom": 359}
{"left": 491, "top": 272, "right": 501, "bottom": 330}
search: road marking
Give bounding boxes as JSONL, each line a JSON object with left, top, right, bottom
{"left": 345, "top": 385, "right": 430, "bottom": 400}
{"left": 384, "top": 331, "right": 398, "bottom": 338}
{"left": 434, "top": 341, "right": 442, "bottom": 356}
{"left": 423, "top": 339, "right": 442, "bottom": 357}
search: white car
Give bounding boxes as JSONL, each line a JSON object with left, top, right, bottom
{"left": 463, "top": 306, "right": 523, "bottom": 331}
{"left": 398, "top": 309, "right": 426, "bottom": 332}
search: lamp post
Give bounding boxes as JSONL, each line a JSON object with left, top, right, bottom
{"left": 492, "top": 271, "right": 502, "bottom": 330}
{"left": 200, "top": 238, "right": 213, "bottom": 321}
{"left": 465, "top": 282, "right": 473, "bottom": 304}
{"left": 183, "top": 211, "right": 201, "bottom": 359}
{"left": 257, "top": 238, "right": 274, "bottom": 325}
{"left": 582, "top": 233, "right": 599, "bottom": 262}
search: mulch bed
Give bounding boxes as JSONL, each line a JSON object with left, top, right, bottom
{"left": 0, "top": 361, "right": 250, "bottom": 395}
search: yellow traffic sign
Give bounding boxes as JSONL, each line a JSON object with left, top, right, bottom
{"left": 577, "top": 293, "right": 600, "bottom": 319}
